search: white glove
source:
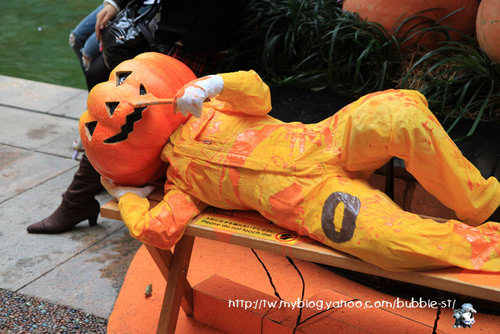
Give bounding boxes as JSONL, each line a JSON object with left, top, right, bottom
{"left": 174, "top": 75, "right": 224, "bottom": 118}
{"left": 101, "top": 177, "right": 155, "bottom": 200}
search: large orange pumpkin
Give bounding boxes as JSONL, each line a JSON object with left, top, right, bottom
{"left": 342, "top": 0, "right": 479, "bottom": 49}
{"left": 476, "top": 0, "right": 500, "bottom": 63}
{"left": 79, "top": 52, "right": 196, "bottom": 186}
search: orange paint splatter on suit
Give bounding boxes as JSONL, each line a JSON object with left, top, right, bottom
{"left": 454, "top": 224, "right": 499, "bottom": 270}
{"left": 427, "top": 113, "right": 440, "bottom": 125}
{"left": 142, "top": 201, "right": 186, "bottom": 248}
{"left": 228, "top": 168, "right": 242, "bottom": 203}
{"left": 265, "top": 183, "right": 305, "bottom": 232}
{"left": 270, "top": 155, "right": 285, "bottom": 168}
{"left": 468, "top": 180, "right": 474, "bottom": 192}
{"left": 421, "top": 121, "right": 434, "bottom": 132}
{"left": 358, "top": 89, "right": 399, "bottom": 106}
{"left": 282, "top": 124, "right": 319, "bottom": 155}
{"left": 216, "top": 125, "right": 280, "bottom": 203}
{"left": 228, "top": 126, "right": 277, "bottom": 165}
{"left": 203, "top": 119, "right": 223, "bottom": 137}
{"left": 318, "top": 118, "right": 338, "bottom": 152}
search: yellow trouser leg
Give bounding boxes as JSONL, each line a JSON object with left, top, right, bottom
{"left": 299, "top": 176, "right": 500, "bottom": 272}
{"left": 337, "top": 89, "right": 500, "bottom": 225}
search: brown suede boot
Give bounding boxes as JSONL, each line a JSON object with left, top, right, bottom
{"left": 27, "top": 155, "right": 104, "bottom": 234}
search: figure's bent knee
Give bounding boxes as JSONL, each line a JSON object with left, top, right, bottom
{"left": 376, "top": 90, "right": 436, "bottom": 128}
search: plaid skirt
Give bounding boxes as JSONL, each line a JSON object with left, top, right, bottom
{"left": 154, "top": 43, "right": 226, "bottom": 77}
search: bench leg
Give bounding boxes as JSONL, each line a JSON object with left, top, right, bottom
{"left": 154, "top": 235, "right": 195, "bottom": 334}
{"left": 145, "top": 245, "right": 194, "bottom": 316}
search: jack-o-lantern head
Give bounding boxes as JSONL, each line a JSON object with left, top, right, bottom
{"left": 79, "top": 52, "right": 196, "bottom": 186}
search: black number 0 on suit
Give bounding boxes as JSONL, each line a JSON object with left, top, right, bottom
{"left": 321, "top": 192, "right": 361, "bottom": 243}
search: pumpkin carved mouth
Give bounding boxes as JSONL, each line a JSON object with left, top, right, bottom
{"left": 104, "top": 106, "right": 147, "bottom": 143}
{"left": 84, "top": 105, "right": 148, "bottom": 144}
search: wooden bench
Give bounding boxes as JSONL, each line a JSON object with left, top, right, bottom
{"left": 101, "top": 187, "right": 500, "bottom": 334}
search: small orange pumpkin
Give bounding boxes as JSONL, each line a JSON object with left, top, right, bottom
{"left": 476, "top": 0, "right": 500, "bottom": 63}
{"left": 79, "top": 52, "right": 196, "bottom": 186}
{"left": 342, "top": 0, "right": 479, "bottom": 49}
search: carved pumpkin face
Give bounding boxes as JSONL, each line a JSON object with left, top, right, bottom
{"left": 79, "top": 53, "right": 196, "bottom": 186}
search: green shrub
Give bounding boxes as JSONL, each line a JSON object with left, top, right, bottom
{"left": 229, "top": 0, "right": 402, "bottom": 96}
{"left": 228, "top": 0, "right": 500, "bottom": 134}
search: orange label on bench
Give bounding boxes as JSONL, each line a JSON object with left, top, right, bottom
{"left": 195, "top": 215, "right": 299, "bottom": 245}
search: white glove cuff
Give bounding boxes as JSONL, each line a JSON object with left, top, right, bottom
{"left": 114, "top": 185, "right": 155, "bottom": 200}
{"left": 197, "top": 75, "right": 224, "bottom": 99}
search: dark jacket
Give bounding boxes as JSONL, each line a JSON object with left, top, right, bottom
{"left": 115, "top": 0, "right": 245, "bottom": 52}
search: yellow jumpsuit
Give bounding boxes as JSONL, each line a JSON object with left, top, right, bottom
{"left": 118, "top": 70, "right": 500, "bottom": 272}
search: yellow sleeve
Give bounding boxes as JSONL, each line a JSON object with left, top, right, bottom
{"left": 118, "top": 187, "right": 207, "bottom": 249}
{"left": 218, "top": 70, "right": 272, "bottom": 116}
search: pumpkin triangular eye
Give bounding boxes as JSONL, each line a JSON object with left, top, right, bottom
{"left": 85, "top": 121, "right": 98, "bottom": 140}
{"left": 106, "top": 102, "right": 120, "bottom": 117}
{"left": 140, "top": 84, "right": 147, "bottom": 95}
{"left": 116, "top": 71, "right": 132, "bottom": 85}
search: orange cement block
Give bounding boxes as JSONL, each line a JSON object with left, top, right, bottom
{"left": 264, "top": 288, "right": 366, "bottom": 334}
{"left": 194, "top": 275, "right": 438, "bottom": 334}
{"left": 193, "top": 274, "right": 279, "bottom": 333}
{"left": 305, "top": 290, "right": 443, "bottom": 333}
{"left": 193, "top": 275, "right": 367, "bottom": 334}
{"left": 263, "top": 306, "right": 300, "bottom": 334}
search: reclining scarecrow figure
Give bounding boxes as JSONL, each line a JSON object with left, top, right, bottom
{"left": 80, "top": 53, "right": 500, "bottom": 272}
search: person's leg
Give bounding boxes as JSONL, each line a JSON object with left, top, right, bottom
{"left": 85, "top": 54, "right": 111, "bottom": 91}
{"left": 27, "top": 54, "right": 111, "bottom": 234}
{"left": 333, "top": 89, "right": 500, "bottom": 225}
{"left": 69, "top": 5, "right": 103, "bottom": 62}
{"left": 27, "top": 155, "right": 104, "bottom": 233}
{"left": 81, "top": 32, "right": 101, "bottom": 72}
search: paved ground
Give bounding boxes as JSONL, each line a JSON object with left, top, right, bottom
{"left": 0, "top": 75, "right": 142, "bottom": 324}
